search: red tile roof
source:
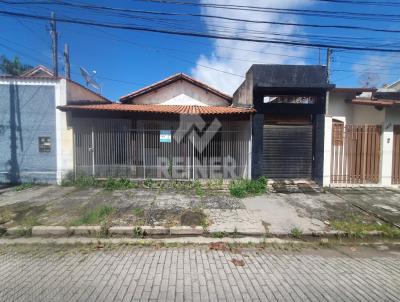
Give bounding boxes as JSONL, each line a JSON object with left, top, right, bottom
{"left": 120, "top": 73, "right": 232, "bottom": 103}
{"left": 351, "top": 98, "right": 399, "bottom": 107}
{"left": 333, "top": 87, "right": 377, "bottom": 93}
{"left": 58, "top": 104, "right": 254, "bottom": 115}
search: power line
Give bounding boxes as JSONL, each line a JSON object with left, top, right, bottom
{"left": 0, "top": 41, "right": 146, "bottom": 91}
{"left": 5, "top": 0, "right": 400, "bottom": 34}
{"left": 64, "top": 25, "right": 400, "bottom": 71}
{"left": 0, "top": 10, "right": 400, "bottom": 53}
{"left": 3, "top": 1, "right": 399, "bottom": 51}
{"left": 61, "top": 25, "right": 317, "bottom": 64}
{"left": 136, "top": 0, "right": 400, "bottom": 20}
{"left": 310, "top": 0, "right": 400, "bottom": 6}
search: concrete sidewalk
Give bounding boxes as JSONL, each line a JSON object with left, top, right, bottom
{"left": 330, "top": 187, "right": 400, "bottom": 227}
{"left": 1, "top": 185, "right": 399, "bottom": 236}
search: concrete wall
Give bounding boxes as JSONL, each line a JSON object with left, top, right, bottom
{"left": 328, "top": 92, "right": 386, "bottom": 125}
{"left": 327, "top": 92, "right": 354, "bottom": 123}
{"left": 66, "top": 81, "right": 106, "bottom": 104}
{"left": 131, "top": 80, "right": 230, "bottom": 106}
{"left": 313, "top": 114, "right": 325, "bottom": 185}
{"left": 353, "top": 106, "right": 385, "bottom": 125}
{"left": 381, "top": 106, "right": 400, "bottom": 185}
{"left": 0, "top": 80, "right": 58, "bottom": 183}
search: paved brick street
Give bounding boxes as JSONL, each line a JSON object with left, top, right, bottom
{"left": 0, "top": 244, "right": 399, "bottom": 302}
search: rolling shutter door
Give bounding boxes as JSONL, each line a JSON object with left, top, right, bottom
{"left": 262, "top": 125, "right": 313, "bottom": 178}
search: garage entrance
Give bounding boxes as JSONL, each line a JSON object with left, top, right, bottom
{"left": 262, "top": 115, "right": 313, "bottom": 179}
{"left": 233, "top": 65, "right": 333, "bottom": 184}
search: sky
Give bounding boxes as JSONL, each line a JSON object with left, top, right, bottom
{"left": 0, "top": 0, "right": 399, "bottom": 101}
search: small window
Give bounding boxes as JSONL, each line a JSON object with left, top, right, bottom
{"left": 38, "top": 137, "right": 51, "bottom": 153}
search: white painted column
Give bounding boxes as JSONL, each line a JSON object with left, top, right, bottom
{"left": 380, "top": 123, "right": 393, "bottom": 186}
{"left": 322, "top": 116, "right": 333, "bottom": 187}
{"left": 55, "top": 79, "right": 74, "bottom": 184}
{"left": 248, "top": 115, "right": 252, "bottom": 179}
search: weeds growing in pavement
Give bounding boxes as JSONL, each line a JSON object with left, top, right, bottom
{"left": 103, "top": 178, "right": 138, "bottom": 190}
{"left": 15, "top": 182, "right": 35, "bottom": 191}
{"left": 332, "top": 215, "right": 400, "bottom": 238}
{"left": 15, "top": 227, "right": 32, "bottom": 237}
{"left": 60, "top": 175, "right": 228, "bottom": 197}
{"left": 71, "top": 205, "right": 115, "bottom": 226}
{"left": 290, "top": 227, "right": 303, "bottom": 239}
{"left": 133, "top": 226, "right": 145, "bottom": 238}
{"left": 0, "top": 208, "right": 13, "bottom": 225}
{"left": 229, "top": 176, "right": 268, "bottom": 198}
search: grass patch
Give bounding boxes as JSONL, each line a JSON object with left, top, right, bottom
{"left": 16, "top": 227, "right": 32, "bottom": 237}
{"left": 132, "top": 207, "right": 145, "bottom": 217}
{"left": 0, "top": 208, "right": 13, "bottom": 225}
{"left": 21, "top": 216, "right": 41, "bottom": 227}
{"left": 103, "top": 178, "right": 138, "bottom": 190}
{"left": 332, "top": 215, "right": 400, "bottom": 238}
{"left": 62, "top": 176, "right": 227, "bottom": 196}
{"left": 62, "top": 176, "right": 139, "bottom": 191}
{"left": 71, "top": 205, "right": 115, "bottom": 226}
{"left": 133, "top": 226, "right": 145, "bottom": 238}
{"left": 290, "top": 227, "right": 303, "bottom": 239}
{"left": 210, "top": 231, "right": 228, "bottom": 238}
{"left": 229, "top": 177, "right": 267, "bottom": 198}
{"left": 62, "top": 176, "right": 100, "bottom": 188}
{"left": 15, "top": 183, "right": 35, "bottom": 191}
{"left": 205, "top": 178, "right": 224, "bottom": 191}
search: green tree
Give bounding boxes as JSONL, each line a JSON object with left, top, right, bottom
{"left": 0, "top": 55, "right": 33, "bottom": 76}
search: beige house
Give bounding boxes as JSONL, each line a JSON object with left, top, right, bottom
{"left": 323, "top": 83, "right": 400, "bottom": 186}
{"left": 59, "top": 73, "right": 253, "bottom": 180}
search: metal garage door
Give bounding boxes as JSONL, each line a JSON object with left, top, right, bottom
{"left": 262, "top": 125, "right": 313, "bottom": 179}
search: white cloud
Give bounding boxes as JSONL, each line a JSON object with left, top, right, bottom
{"left": 352, "top": 54, "right": 400, "bottom": 88}
{"left": 191, "top": 0, "right": 311, "bottom": 95}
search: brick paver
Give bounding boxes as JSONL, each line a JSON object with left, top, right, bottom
{"left": 0, "top": 246, "right": 399, "bottom": 301}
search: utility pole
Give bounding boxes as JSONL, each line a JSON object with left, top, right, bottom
{"left": 326, "top": 48, "right": 332, "bottom": 83}
{"left": 64, "top": 43, "right": 71, "bottom": 80}
{"left": 318, "top": 48, "right": 321, "bottom": 65}
{"left": 50, "top": 12, "right": 58, "bottom": 77}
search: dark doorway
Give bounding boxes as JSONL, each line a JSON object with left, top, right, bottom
{"left": 262, "top": 116, "right": 313, "bottom": 179}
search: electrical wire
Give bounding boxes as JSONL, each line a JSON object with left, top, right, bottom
{"left": 0, "top": 10, "right": 399, "bottom": 53}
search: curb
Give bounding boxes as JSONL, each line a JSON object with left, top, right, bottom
{"left": 0, "top": 225, "right": 394, "bottom": 239}
{"left": 70, "top": 226, "right": 101, "bottom": 236}
{"left": 32, "top": 226, "right": 68, "bottom": 237}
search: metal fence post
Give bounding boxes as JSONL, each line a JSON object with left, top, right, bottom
{"left": 91, "top": 127, "right": 95, "bottom": 177}
{"left": 192, "top": 130, "right": 195, "bottom": 180}
{"left": 143, "top": 131, "right": 146, "bottom": 179}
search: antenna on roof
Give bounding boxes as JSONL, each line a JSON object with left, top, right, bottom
{"left": 80, "top": 67, "right": 101, "bottom": 93}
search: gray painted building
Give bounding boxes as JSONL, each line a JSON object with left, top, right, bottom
{"left": 0, "top": 82, "right": 57, "bottom": 183}
{"left": 0, "top": 66, "right": 110, "bottom": 184}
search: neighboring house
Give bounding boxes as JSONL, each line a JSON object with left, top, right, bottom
{"left": 325, "top": 85, "right": 400, "bottom": 186}
{"left": 59, "top": 73, "right": 254, "bottom": 180}
{"left": 0, "top": 66, "right": 109, "bottom": 184}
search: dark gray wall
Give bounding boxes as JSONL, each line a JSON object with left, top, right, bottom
{"left": 250, "top": 64, "right": 331, "bottom": 89}
{"left": 237, "top": 65, "right": 332, "bottom": 181}
{"left": 251, "top": 112, "right": 264, "bottom": 179}
{"left": 313, "top": 114, "right": 325, "bottom": 185}
{"left": 0, "top": 83, "right": 57, "bottom": 183}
